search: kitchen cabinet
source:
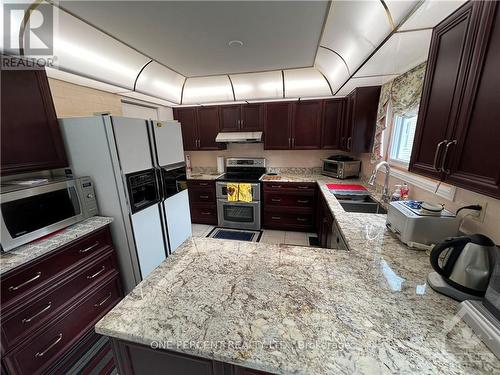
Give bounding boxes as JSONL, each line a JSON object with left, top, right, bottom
{"left": 316, "top": 192, "right": 333, "bottom": 248}
{"left": 187, "top": 180, "right": 218, "bottom": 225}
{"left": 1, "top": 226, "right": 122, "bottom": 374}
{"left": 1, "top": 64, "right": 68, "bottom": 175}
{"left": 264, "top": 102, "right": 293, "bottom": 150}
{"left": 220, "top": 104, "right": 263, "bottom": 132}
{"left": 173, "top": 107, "right": 225, "bottom": 151}
{"left": 263, "top": 182, "right": 316, "bottom": 231}
{"left": 291, "top": 100, "right": 322, "bottom": 149}
{"left": 340, "top": 86, "right": 380, "bottom": 153}
{"left": 410, "top": 1, "right": 500, "bottom": 198}
{"left": 321, "top": 99, "right": 345, "bottom": 149}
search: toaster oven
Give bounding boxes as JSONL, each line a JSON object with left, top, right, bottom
{"left": 321, "top": 158, "right": 361, "bottom": 179}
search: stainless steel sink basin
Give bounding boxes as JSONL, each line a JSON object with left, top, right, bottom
{"left": 333, "top": 193, "right": 387, "bottom": 214}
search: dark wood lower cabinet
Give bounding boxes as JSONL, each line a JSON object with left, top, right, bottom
{"left": 110, "top": 339, "right": 272, "bottom": 375}
{"left": 187, "top": 180, "right": 218, "bottom": 225}
{"left": 0, "top": 226, "right": 123, "bottom": 374}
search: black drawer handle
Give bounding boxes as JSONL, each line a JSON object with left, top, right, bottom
{"left": 79, "top": 242, "right": 100, "bottom": 254}
{"left": 199, "top": 195, "right": 209, "bottom": 199}
{"left": 271, "top": 198, "right": 281, "bottom": 202}
{"left": 297, "top": 200, "right": 309, "bottom": 204}
{"left": 271, "top": 216, "right": 281, "bottom": 220}
{"left": 297, "top": 217, "right": 307, "bottom": 222}
{"left": 271, "top": 185, "right": 282, "bottom": 188}
{"left": 94, "top": 292, "right": 112, "bottom": 308}
{"left": 199, "top": 183, "right": 209, "bottom": 186}
{"left": 9, "top": 272, "right": 42, "bottom": 292}
{"left": 22, "top": 302, "right": 52, "bottom": 324}
{"left": 35, "top": 333, "right": 62, "bottom": 358}
{"left": 87, "top": 266, "right": 106, "bottom": 280}
{"left": 298, "top": 186, "right": 309, "bottom": 189}
{"left": 201, "top": 211, "right": 212, "bottom": 215}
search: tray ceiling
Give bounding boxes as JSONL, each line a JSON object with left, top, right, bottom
{"left": 60, "top": 1, "right": 330, "bottom": 77}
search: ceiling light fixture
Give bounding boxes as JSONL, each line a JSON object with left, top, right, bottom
{"left": 228, "top": 40, "right": 244, "bottom": 47}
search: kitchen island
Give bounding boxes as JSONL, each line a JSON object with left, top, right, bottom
{"left": 95, "top": 180, "right": 499, "bottom": 375}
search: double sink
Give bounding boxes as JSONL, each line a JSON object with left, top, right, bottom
{"left": 333, "top": 192, "right": 387, "bottom": 214}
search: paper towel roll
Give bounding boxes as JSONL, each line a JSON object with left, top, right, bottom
{"left": 217, "top": 156, "right": 225, "bottom": 173}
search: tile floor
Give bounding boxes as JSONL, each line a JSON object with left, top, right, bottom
{"left": 192, "top": 224, "right": 317, "bottom": 247}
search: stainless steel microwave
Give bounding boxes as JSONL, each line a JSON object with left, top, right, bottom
{"left": 0, "top": 177, "right": 98, "bottom": 251}
{"left": 321, "top": 159, "right": 361, "bottom": 179}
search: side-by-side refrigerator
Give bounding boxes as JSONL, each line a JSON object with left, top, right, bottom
{"left": 59, "top": 116, "right": 192, "bottom": 293}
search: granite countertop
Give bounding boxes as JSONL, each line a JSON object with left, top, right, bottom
{"left": 187, "top": 171, "right": 223, "bottom": 180}
{"left": 95, "top": 176, "right": 499, "bottom": 374}
{"left": 0, "top": 216, "right": 114, "bottom": 275}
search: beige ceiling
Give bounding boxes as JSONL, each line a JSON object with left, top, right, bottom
{"left": 60, "top": 1, "right": 330, "bottom": 77}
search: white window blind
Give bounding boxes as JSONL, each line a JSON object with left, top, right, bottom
{"left": 389, "top": 114, "right": 418, "bottom": 164}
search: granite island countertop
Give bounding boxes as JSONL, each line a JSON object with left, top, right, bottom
{"left": 95, "top": 180, "right": 499, "bottom": 375}
{"left": 0, "top": 216, "right": 114, "bottom": 275}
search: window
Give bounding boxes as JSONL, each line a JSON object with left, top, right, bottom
{"left": 389, "top": 114, "right": 418, "bottom": 165}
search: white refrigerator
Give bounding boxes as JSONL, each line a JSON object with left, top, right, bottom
{"left": 59, "top": 116, "right": 192, "bottom": 293}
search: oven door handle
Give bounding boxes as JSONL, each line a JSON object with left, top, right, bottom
{"left": 217, "top": 199, "right": 260, "bottom": 206}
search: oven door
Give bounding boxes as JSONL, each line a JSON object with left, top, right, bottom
{"left": 322, "top": 160, "right": 341, "bottom": 177}
{"left": 217, "top": 200, "right": 261, "bottom": 230}
{"left": 216, "top": 182, "right": 261, "bottom": 200}
{"left": 0, "top": 180, "right": 84, "bottom": 251}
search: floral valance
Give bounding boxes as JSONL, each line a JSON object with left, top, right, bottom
{"left": 371, "top": 62, "right": 427, "bottom": 163}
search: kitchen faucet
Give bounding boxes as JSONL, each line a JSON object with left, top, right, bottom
{"left": 368, "top": 161, "right": 391, "bottom": 202}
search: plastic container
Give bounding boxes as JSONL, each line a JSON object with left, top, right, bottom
{"left": 391, "top": 185, "right": 402, "bottom": 201}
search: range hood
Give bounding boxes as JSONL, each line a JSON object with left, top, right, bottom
{"left": 215, "top": 131, "right": 263, "bottom": 143}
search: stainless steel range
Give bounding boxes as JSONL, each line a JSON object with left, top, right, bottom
{"left": 216, "top": 157, "right": 266, "bottom": 230}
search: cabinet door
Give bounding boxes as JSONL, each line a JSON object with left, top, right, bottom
{"left": 241, "top": 104, "right": 263, "bottom": 131}
{"left": 264, "top": 102, "right": 292, "bottom": 150}
{"left": 197, "top": 106, "right": 223, "bottom": 150}
{"left": 349, "top": 86, "right": 380, "bottom": 153}
{"left": 173, "top": 108, "right": 198, "bottom": 150}
{"left": 1, "top": 67, "right": 67, "bottom": 175}
{"left": 341, "top": 93, "right": 355, "bottom": 151}
{"left": 409, "top": 2, "right": 478, "bottom": 180}
{"left": 321, "top": 99, "right": 344, "bottom": 149}
{"left": 219, "top": 105, "right": 241, "bottom": 131}
{"left": 292, "top": 100, "right": 322, "bottom": 149}
{"left": 445, "top": 1, "right": 500, "bottom": 198}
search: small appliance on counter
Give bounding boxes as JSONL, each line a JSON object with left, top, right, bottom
{"left": 427, "top": 234, "right": 496, "bottom": 301}
{"left": 386, "top": 200, "right": 459, "bottom": 246}
{"left": 321, "top": 155, "right": 361, "bottom": 179}
{"left": 459, "top": 241, "right": 499, "bottom": 359}
{"left": 0, "top": 177, "right": 98, "bottom": 251}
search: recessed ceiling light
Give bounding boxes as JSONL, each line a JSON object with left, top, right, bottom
{"left": 228, "top": 40, "right": 244, "bottom": 47}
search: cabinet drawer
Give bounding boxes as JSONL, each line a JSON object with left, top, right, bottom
{"left": 264, "top": 192, "right": 314, "bottom": 209}
{"left": 190, "top": 204, "right": 218, "bottom": 225}
{"left": 263, "top": 182, "right": 316, "bottom": 192}
{"left": 187, "top": 180, "right": 215, "bottom": 189}
{"left": 3, "top": 276, "right": 121, "bottom": 375}
{"left": 1, "top": 228, "right": 112, "bottom": 306}
{"left": 1, "top": 250, "right": 118, "bottom": 351}
{"left": 188, "top": 188, "right": 216, "bottom": 203}
{"left": 263, "top": 210, "right": 314, "bottom": 230}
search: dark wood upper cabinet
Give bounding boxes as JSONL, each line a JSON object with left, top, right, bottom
{"left": 220, "top": 104, "right": 263, "bottom": 131}
{"left": 1, "top": 66, "right": 67, "bottom": 175}
{"left": 409, "top": 1, "right": 477, "bottom": 180}
{"left": 173, "top": 107, "right": 224, "bottom": 151}
{"left": 410, "top": 1, "right": 500, "bottom": 199}
{"left": 173, "top": 107, "right": 198, "bottom": 151}
{"left": 197, "top": 106, "right": 223, "bottom": 150}
{"left": 321, "top": 99, "right": 345, "bottom": 149}
{"left": 264, "top": 102, "right": 292, "bottom": 150}
{"left": 219, "top": 105, "right": 241, "bottom": 131}
{"left": 291, "top": 100, "right": 322, "bottom": 149}
{"left": 341, "top": 86, "right": 380, "bottom": 153}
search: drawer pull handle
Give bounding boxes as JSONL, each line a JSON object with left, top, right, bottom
{"left": 79, "top": 242, "right": 100, "bottom": 254}
{"left": 297, "top": 217, "right": 307, "bottom": 222}
{"left": 35, "top": 333, "right": 62, "bottom": 358}
{"left": 199, "top": 183, "right": 209, "bottom": 186}
{"left": 94, "top": 292, "right": 112, "bottom": 308}
{"left": 297, "top": 200, "right": 309, "bottom": 203}
{"left": 271, "top": 185, "right": 282, "bottom": 188}
{"left": 22, "top": 302, "right": 52, "bottom": 324}
{"left": 201, "top": 212, "right": 211, "bottom": 215}
{"left": 87, "top": 266, "right": 106, "bottom": 280}
{"left": 298, "top": 186, "right": 309, "bottom": 190}
{"left": 271, "top": 198, "right": 281, "bottom": 202}
{"left": 199, "top": 195, "right": 209, "bottom": 199}
{"left": 271, "top": 216, "right": 281, "bottom": 220}
{"left": 9, "top": 272, "right": 42, "bottom": 292}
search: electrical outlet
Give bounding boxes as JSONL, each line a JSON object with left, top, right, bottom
{"left": 472, "top": 201, "right": 488, "bottom": 223}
